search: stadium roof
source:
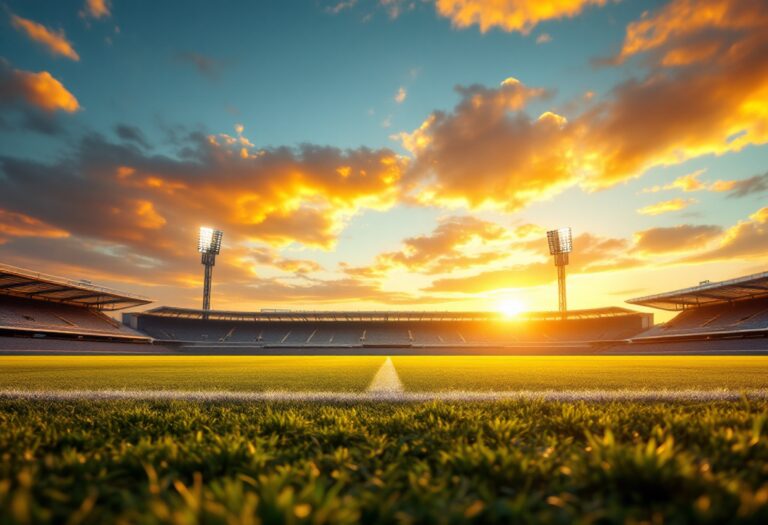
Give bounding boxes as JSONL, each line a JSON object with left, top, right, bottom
{"left": 627, "top": 270, "right": 768, "bottom": 311}
{"left": 0, "top": 263, "right": 152, "bottom": 310}
{"left": 139, "top": 306, "right": 644, "bottom": 322}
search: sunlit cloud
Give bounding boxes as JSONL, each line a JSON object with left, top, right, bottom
{"left": 395, "top": 86, "right": 407, "bottom": 103}
{"left": 80, "top": 0, "right": 111, "bottom": 19}
{"left": 637, "top": 198, "right": 696, "bottom": 216}
{"left": 632, "top": 224, "right": 722, "bottom": 254}
{"left": 536, "top": 32, "right": 552, "bottom": 44}
{"left": 395, "top": 77, "right": 572, "bottom": 211}
{"left": 435, "top": 0, "right": 608, "bottom": 34}
{"left": 0, "top": 60, "right": 80, "bottom": 113}
{"left": 582, "top": 0, "right": 768, "bottom": 188}
{"left": 684, "top": 206, "right": 768, "bottom": 263}
{"left": 0, "top": 209, "right": 69, "bottom": 244}
{"left": 11, "top": 15, "right": 80, "bottom": 61}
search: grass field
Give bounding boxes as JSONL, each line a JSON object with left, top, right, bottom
{"left": 2, "top": 355, "right": 768, "bottom": 392}
{"left": 1, "top": 356, "right": 768, "bottom": 523}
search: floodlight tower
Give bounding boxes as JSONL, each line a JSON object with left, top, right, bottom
{"left": 547, "top": 227, "right": 573, "bottom": 319}
{"left": 198, "top": 227, "right": 223, "bottom": 315}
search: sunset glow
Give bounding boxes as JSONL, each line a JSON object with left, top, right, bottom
{"left": 0, "top": 0, "right": 766, "bottom": 319}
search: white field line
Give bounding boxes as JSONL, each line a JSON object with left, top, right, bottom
{"left": 367, "top": 357, "right": 404, "bottom": 393}
{"left": 1, "top": 389, "right": 767, "bottom": 403}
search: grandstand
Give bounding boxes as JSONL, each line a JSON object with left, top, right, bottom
{"left": 0, "top": 263, "right": 152, "bottom": 349}
{"left": 124, "top": 306, "right": 652, "bottom": 352}
{"left": 611, "top": 271, "right": 768, "bottom": 353}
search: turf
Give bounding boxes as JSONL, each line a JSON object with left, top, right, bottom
{"left": 0, "top": 356, "right": 384, "bottom": 392}
{"left": 3, "top": 356, "right": 768, "bottom": 393}
{"left": 1, "top": 398, "right": 767, "bottom": 524}
{"left": 393, "top": 356, "right": 768, "bottom": 391}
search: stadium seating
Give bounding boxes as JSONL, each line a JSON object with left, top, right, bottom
{"left": 0, "top": 295, "right": 144, "bottom": 340}
{"left": 133, "top": 312, "right": 650, "bottom": 348}
{"left": 634, "top": 298, "right": 768, "bottom": 339}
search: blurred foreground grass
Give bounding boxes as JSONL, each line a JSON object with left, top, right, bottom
{"left": 1, "top": 398, "right": 767, "bottom": 524}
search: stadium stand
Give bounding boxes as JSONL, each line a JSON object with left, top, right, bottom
{"left": 124, "top": 306, "right": 652, "bottom": 349}
{"left": 0, "top": 263, "right": 152, "bottom": 344}
{"left": 609, "top": 271, "right": 768, "bottom": 353}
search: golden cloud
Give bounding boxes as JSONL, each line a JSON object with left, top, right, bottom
{"left": 637, "top": 198, "right": 695, "bottom": 216}
{"left": 0, "top": 130, "right": 407, "bottom": 267}
{"left": 435, "top": 0, "right": 607, "bottom": 34}
{"left": 0, "top": 209, "right": 69, "bottom": 244}
{"left": 632, "top": 224, "right": 722, "bottom": 254}
{"left": 582, "top": 0, "right": 768, "bottom": 188}
{"left": 81, "top": 0, "right": 111, "bottom": 19}
{"left": 426, "top": 232, "right": 639, "bottom": 293}
{"left": 397, "top": 78, "right": 574, "bottom": 210}
{"left": 344, "top": 215, "right": 511, "bottom": 277}
{"left": 683, "top": 206, "right": 768, "bottom": 263}
{"left": 11, "top": 15, "right": 80, "bottom": 61}
{"left": 0, "top": 61, "right": 79, "bottom": 113}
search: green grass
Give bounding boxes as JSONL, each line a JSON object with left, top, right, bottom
{"left": 3, "top": 356, "right": 768, "bottom": 393}
{"left": 1, "top": 398, "right": 767, "bottom": 524}
{"left": 393, "top": 356, "right": 768, "bottom": 391}
{"left": 0, "top": 356, "right": 384, "bottom": 392}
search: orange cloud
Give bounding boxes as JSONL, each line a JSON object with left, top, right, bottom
{"left": 81, "top": 0, "right": 111, "bottom": 19}
{"left": 0, "top": 209, "right": 69, "bottom": 244}
{"left": 344, "top": 216, "right": 510, "bottom": 277}
{"left": 397, "top": 78, "right": 573, "bottom": 211}
{"left": 684, "top": 206, "right": 768, "bottom": 263}
{"left": 637, "top": 198, "right": 695, "bottom": 216}
{"left": 427, "top": 232, "right": 639, "bottom": 293}
{"left": 633, "top": 224, "right": 722, "bottom": 254}
{"left": 582, "top": 0, "right": 768, "bottom": 188}
{"left": 11, "top": 15, "right": 80, "bottom": 61}
{"left": 0, "top": 61, "right": 79, "bottom": 113}
{"left": 435, "top": 0, "right": 608, "bottom": 34}
{"left": 0, "top": 130, "right": 407, "bottom": 265}
{"left": 395, "top": 87, "right": 407, "bottom": 103}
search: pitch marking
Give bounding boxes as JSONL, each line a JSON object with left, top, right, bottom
{"left": 1, "top": 389, "right": 766, "bottom": 402}
{"left": 367, "top": 357, "right": 404, "bottom": 393}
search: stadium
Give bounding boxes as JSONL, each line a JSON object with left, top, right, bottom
{"left": 1, "top": 228, "right": 767, "bottom": 355}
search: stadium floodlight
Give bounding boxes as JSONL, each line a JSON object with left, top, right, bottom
{"left": 198, "top": 227, "right": 223, "bottom": 315}
{"left": 546, "top": 227, "right": 572, "bottom": 318}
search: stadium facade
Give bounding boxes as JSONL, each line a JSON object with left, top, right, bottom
{"left": 1, "top": 261, "right": 767, "bottom": 354}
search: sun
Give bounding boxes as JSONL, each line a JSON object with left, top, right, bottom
{"left": 497, "top": 298, "right": 526, "bottom": 319}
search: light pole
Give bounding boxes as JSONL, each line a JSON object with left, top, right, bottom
{"left": 547, "top": 227, "right": 572, "bottom": 319}
{"left": 198, "top": 227, "right": 223, "bottom": 316}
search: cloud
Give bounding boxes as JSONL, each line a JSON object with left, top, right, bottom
{"left": 633, "top": 224, "right": 722, "bottom": 254}
{"left": 725, "top": 172, "right": 768, "bottom": 198}
{"left": 396, "top": 77, "right": 574, "bottom": 211}
{"left": 637, "top": 198, "right": 695, "bottom": 216}
{"left": 536, "top": 33, "right": 552, "bottom": 44}
{"left": 175, "top": 52, "right": 226, "bottom": 80}
{"left": 114, "top": 124, "right": 151, "bottom": 149}
{"left": 80, "top": 0, "right": 111, "bottom": 19}
{"left": 326, "top": 0, "right": 358, "bottom": 15}
{"left": 344, "top": 215, "right": 510, "bottom": 277}
{"left": 11, "top": 15, "right": 80, "bottom": 61}
{"left": 395, "top": 87, "right": 407, "bottom": 103}
{"left": 0, "top": 128, "right": 407, "bottom": 265}
{"left": 426, "top": 232, "right": 639, "bottom": 293}
{"left": 0, "top": 209, "right": 69, "bottom": 244}
{"left": 683, "top": 206, "right": 768, "bottom": 263}
{"left": 0, "top": 60, "right": 79, "bottom": 134}
{"left": 581, "top": 0, "right": 768, "bottom": 188}
{"left": 434, "top": 0, "right": 608, "bottom": 34}
{"left": 641, "top": 169, "right": 708, "bottom": 193}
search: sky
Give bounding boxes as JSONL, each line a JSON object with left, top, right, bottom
{"left": 0, "top": 0, "right": 767, "bottom": 320}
